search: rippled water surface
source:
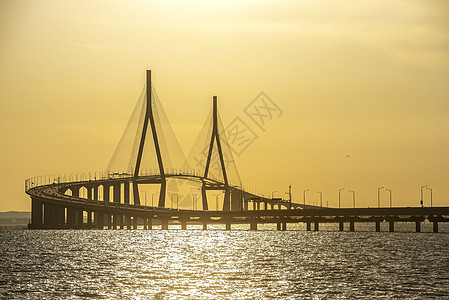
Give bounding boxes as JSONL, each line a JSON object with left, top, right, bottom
{"left": 1, "top": 224, "right": 449, "bottom": 299}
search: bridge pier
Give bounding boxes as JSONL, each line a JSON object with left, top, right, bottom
{"left": 72, "top": 187, "right": 79, "bottom": 198}
{"left": 113, "top": 184, "right": 120, "bottom": 203}
{"left": 96, "top": 211, "right": 104, "bottom": 229}
{"left": 87, "top": 211, "right": 92, "bottom": 227}
{"left": 281, "top": 221, "right": 287, "bottom": 231}
{"left": 93, "top": 186, "right": 99, "bottom": 200}
{"left": 103, "top": 184, "right": 110, "bottom": 202}
{"left": 87, "top": 187, "right": 92, "bottom": 200}
{"left": 339, "top": 221, "right": 344, "bottom": 231}
{"left": 133, "top": 216, "right": 138, "bottom": 229}
{"left": 306, "top": 222, "right": 311, "bottom": 231}
{"left": 415, "top": 221, "right": 421, "bottom": 233}
{"left": 389, "top": 220, "right": 395, "bottom": 232}
{"left": 31, "top": 198, "right": 43, "bottom": 228}
{"left": 433, "top": 221, "right": 438, "bottom": 233}
{"left": 161, "top": 218, "right": 169, "bottom": 230}
{"left": 181, "top": 220, "right": 187, "bottom": 230}
{"left": 107, "top": 214, "right": 112, "bottom": 229}
{"left": 277, "top": 222, "right": 282, "bottom": 231}
{"left": 119, "top": 215, "right": 124, "bottom": 229}
{"left": 124, "top": 183, "right": 130, "bottom": 204}
{"left": 314, "top": 221, "right": 319, "bottom": 231}
{"left": 126, "top": 215, "right": 131, "bottom": 230}
{"left": 349, "top": 221, "right": 355, "bottom": 232}
{"left": 112, "top": 215, "right": 119, "bottom": 229}
{"left": 225, "top": 221, "right": 231, "bottom": 231}
{"left": 375, "top": 221, "right": 381, "bottom": 232}
{"left": 250, "top": 219, "right": 258, "bottom": 231}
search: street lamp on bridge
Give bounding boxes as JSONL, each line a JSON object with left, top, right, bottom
{"left": 386, "top": 189, "right": 392, "bottom": 208}
{"left": 420, "top": 185, "right": 427, "bottom": 207}
{"left": 303, "top": 189, "right": 309, "bottom": 207}
{"left": 271, "top": 190, "right": 277, "bottom": 199}
{"left": 377, "top": 187, "right": 384, "bottom": 208}
{"left": 338, "top": 188, "right": 345, "bottom": 208}
{"left": 316, "top": 191, "right": 322, "bottom": 207}
{"left": 349, "top": 190, "right": 356, "bottom": 208}
{"left": 425, "top": 186, "right": 433, "bottom": 207}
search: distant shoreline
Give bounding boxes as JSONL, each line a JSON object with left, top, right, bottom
{"left": 0, "top": 211, "right": 31, "bottom": 225}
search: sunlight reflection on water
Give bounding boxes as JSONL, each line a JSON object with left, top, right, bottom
{"left": 1, "top": 224, "right": 449, "bottom": 299}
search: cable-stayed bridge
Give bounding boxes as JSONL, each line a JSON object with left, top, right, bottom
{"left": 26, "top": 71, "right": 449, "bottom": 232}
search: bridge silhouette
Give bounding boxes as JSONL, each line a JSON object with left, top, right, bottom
{"left": 26, "top": 71, "right": 449, "bottom": 232}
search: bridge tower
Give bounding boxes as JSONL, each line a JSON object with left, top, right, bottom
{"left": 201, "top": 96, "right": 231, "bottom": 211}
{"left": 133, "top": 70, "right": 166, "bottom": 207}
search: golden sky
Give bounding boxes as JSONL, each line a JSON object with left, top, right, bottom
{"left": 1, "top": 0, "right": 448, "bottom": 211}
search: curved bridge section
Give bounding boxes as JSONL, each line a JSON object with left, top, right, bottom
{"left": 26, "top": 174, "right": 449, "bottom": 232}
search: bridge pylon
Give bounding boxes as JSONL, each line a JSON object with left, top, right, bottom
{"left": 133, "top": 70, "right": 166, "bottom": 207}
{"left": 201, "top": 96, "right": 231, "bottom": 211}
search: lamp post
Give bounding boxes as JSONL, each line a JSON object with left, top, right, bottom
{"left": 143, "top": 191, "right": 147, "bottom": 206}
{"left": 272, "top": 190, "right": 277, "bottom": 199}
{"left": 303, "top": 189, "right": 309, "bottom": 207}
{"left": 316, "top": 191, "right": 323, "bottom": 207}
{"left": 420, "top": 185, "right": 427, "bottom": 207}
{"left": 349, "top": 190, "right": 356, "bottom": 208}
{"left": 426, "top": 187, "right": 433, "bottom": 207}
{"left": 338, "top": 188, "right": 345, "bottom": 208}
{"left": 377, "top": 187, "right": 384, "bottom": 208}
{"left": 386, "top": 189, "right": 392, "bottom": 208}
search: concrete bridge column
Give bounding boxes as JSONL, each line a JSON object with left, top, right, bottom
{"left": 113, "top": 184, "right": 120, "bottom": 203}
{"left": 87, "top": 211, "right": 92, "bottom": 226}
{"left": 107, "top": 214, "right": 112, "bottom": 229}
{"left": 415, "top": 221, "right": 421, "bottom": 233}
{"left": 375, "top": 221, "right": 381, "bottom": 232}
{"left": 349, "top": 221, "right": 355, "bottom": 232}
{"left": 31, "top": 198, "right": 43, "bottom": 227}
{"left": 339, "top": 221, "right": 344, "bottom": 231}
{"left": 314, "top": 222, "right": 319, "bottom": 231}
{"left": 433, "top": 222, "right": 439, "bottom": 233}
{"left": 277, "top": 222, "right": 282, "bottom": 231}
{"left": 255, "top": 202, "right": 260, "bottom": 211}
{"left": 281, "top": 221, "right": 287, "bottom": 231}
{"left": 72, "top": 187, "right": 80, "bottom": 198}
{"left": 250, "top": 219, "right": 258, "bottom": 230}
{"left": 113, "top": 214, "right": 118, "bottom": 229}
{"left": 125, "top": 215, "right": 131, "bottom": 229}
{"left": 306, "top": 222, "right": 311, "bottom": 231}
{"left": 44, "top": 203, "right": 56, "bottom": 227}
{"left": 67, "top": 207, "right": 75, "bottom": 227}
{"left": 119, "top": 215, "right": 124, "bottom": 229}
{"left": 103, "top": 185, "right": 110, "bottom": 202}
{"left": 225, "top": 220, "right": 231, "bottom": 231}
{"left": 87, "top": 187, "right": 93, "bottom": 200}
{"left": 96, "top": 211, "right": 104, "bottom": 229}
{"left": 124, "top": 182, "right": 130, "bottom": 204}
{"left": 389, "top": 221, "right": 395, "bottom": 232}
{"left": 202, "top": 219, "right": 208, "bottom": 230}
{"left": 133, "top": 216, "right": 138, "bottom": 229}
{"left": 243, "top": 199, "right": 248, "bottom": 211}
{"left": 161, "top": 218, "right": 169, "bottom": 230}
{"left": 56, "top": 205, "right": 65, "bottom": 227}
{"left": 181, "top": 219, "right": 187, "bottom": 230}
{"left": 147, "top": 218, "right": 153, "bottom": 230}
{"left": 93, "top": 186, "right": 98, "bottom": 200}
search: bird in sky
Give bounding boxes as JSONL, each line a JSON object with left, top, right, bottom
{"left": 345, "top": 154, "right": 352, "bottom": 158}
